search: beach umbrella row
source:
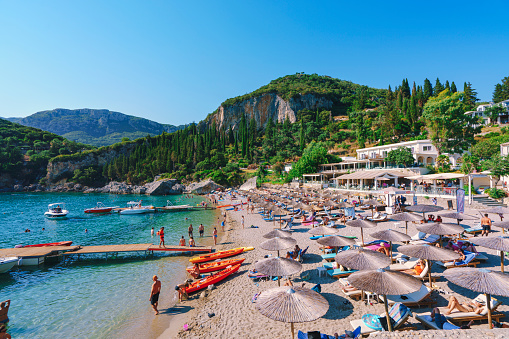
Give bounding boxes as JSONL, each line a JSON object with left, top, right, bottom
{"left": 471, "top": 236, "right": 509, "bottom": 273}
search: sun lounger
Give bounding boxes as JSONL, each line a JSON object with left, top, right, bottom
{"left": 321, "top": 253, "right": 336, "bottom": 262}
{"left": 436, "top": 252, "right": 479, "bottom": 269}
{"left": 298, "top": 326, "right": 361, "bottom": 339}
{"left": 415, "top": 294, "right": 503, "bottom": 325}
{"left": 350, "top": 302, "right": 412, "bottom": 335}
{"left": 327, "top": 269, "right": 357, "bottom": 279}
{"left": 414, "top": 314, "right": 462, "bottom": 330}
{"left": 298, "top": 246, "right": 309, "bottom": 262}
{"left": 389, "top": 257, "right": 419, "bottom": 271}
{"left": 380, "top": 285, "right": 435, "bottom": 307}
{"left": 410, "top": 234, "right": 440, "bottom": 245}
{"left": 464, "top": 222, "right": 483, "bottom": 235}
{"left": 338, "top": 278, "right": 363, "bottom": 300}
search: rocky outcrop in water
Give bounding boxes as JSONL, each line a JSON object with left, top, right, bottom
{"left": 202, "top": 92, "right": 333, "bottom": 132}
{"left": 186, "top": 179, "right": 224, "bottom": 195}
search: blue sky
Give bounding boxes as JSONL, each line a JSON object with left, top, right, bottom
{"left": 0, "top": 1, "right": 508, "bottom": 125}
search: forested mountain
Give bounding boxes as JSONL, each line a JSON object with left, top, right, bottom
{"left": 0, "top": 119, "right": 93, "bottom": 188}
{"left": 4, "top": 109, "right": 186, "bottom": 146}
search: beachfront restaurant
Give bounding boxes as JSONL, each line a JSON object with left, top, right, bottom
{"left": 332, "top": 170, "right": 409, "bottom": 191}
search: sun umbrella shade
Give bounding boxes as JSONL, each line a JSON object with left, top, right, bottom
{"left": 347, "top": 268, "right": 423, "bottom": 295}
{"left": 256, "top": 286, "right": 329, "bottom": 323}
{"left": 444, "top": 268, "right": 509, "bottom": 298}
{"left": 321, "top": 200, "right": 337, "bottom": 207}
{"left": 336, "top": 201, "right": 353, "bottom": 208}
{"left": 263, "top": 229, "right": 293, "bottom": 239}
{"left": 363, "top": 199, "right": 384, "bottom": 206}
{"left": 370, "top": 229, "right": 411, "bottom": 243}
{"left": 416, "top": 222, "right": 465, "bottom": 235}
{"left": 390, "top": 212, "right": 424, "bottom": 222}
{"left": 316, "top": 235, "right": 356, "bottom": 247}
{"left": 439, "top": 212, "right": 479, "bottom": 221}
{"left": 308, "top": 226, "right": 338, "bottom": 236}
{"left": 335, "top": 248, "right": 391, "bottom": 271}
{"left": 260, "top": 237, "right": 297, "bottom": 251}
{"left": 493, "top": 221, "right": 509, "bottom": 229}
{"left": 255, "top": 257, "right": 303, "bottom": 277}
{"left": 398, "top": 244, "right": 461, "bottom": 261}
{"left": 346, "top": 219, "right": 377, "bottom": 229}
{"left": 483, "top": 207, "right": 509, "bottom": 215}
{"left": 302, "top": 204, "right": 316, "bottom": 212}
{"left": 406, "top": 204, "right": 444, "bottom": 213}
{"left": 471, "top": 236, "right": 509, "bottom": 252}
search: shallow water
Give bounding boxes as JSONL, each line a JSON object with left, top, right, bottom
{"left": 0, "top": 193, "right": 217, "bottom": 338}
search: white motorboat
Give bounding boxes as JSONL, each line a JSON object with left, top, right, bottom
{"left": 0, "top": 257, "right": 19, "bottom": 273}
{"left": 119, "top": 201, "right": 155, "bottom": 215}
{"left": 44, "top": 203, "right": 69, "bottom": 218}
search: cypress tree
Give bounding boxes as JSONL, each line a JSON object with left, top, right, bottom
{"left": 434, "top": 78, "right": 445, "bottom": 96}
{"left": 423, "top": 78, "right": 433, "bottom": 100}
{"left": 463, "top": 82, "right": 479, "bottom": 111}
{"left": 451, "top": 81, "right": 457, "bottom": 93}
{"left": 300, "top": 119, "right": 305, "bottom": 151}
{"left": 445, "top": 80, "right": 450, "bottom": 90}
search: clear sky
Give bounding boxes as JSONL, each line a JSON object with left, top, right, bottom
{"left": 1, "top": 1, "right": 508, "bottom": 125}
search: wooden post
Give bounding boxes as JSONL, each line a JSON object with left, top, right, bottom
{"left": 501, "top": 252, "right": 505, "bottom": 273}
{"left": 361, "top": 229, "right": 364, "bottom": 246}
{"left": 291, "top": 322, "right": 295, "bottom": 339}
{"left": 384, "top": 297, "right": 392, "bottom": 332}
{"left": 487, "top": 293, "right": 493, "bottom": 329}
{"left": 428, "top": 260, "right": 433, "bottom": 288}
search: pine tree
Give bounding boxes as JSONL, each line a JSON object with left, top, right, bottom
{"left": 463, "top": 82, "right": 479, "bottom": 111}
{"left": 445, "top": 80, "right": 450, "bottom": 91}
{"left": 411, "top": 82, "right": 417, "bottom": 97}
{"left": 423, "top": 79, "right": 433, "bottom": 101}
{"left": 451, "top": 81, "right": 457, "bottom": 93}
{"left": 493, "top": 77, "right": 509, "bottom": 102}
{"left": 401, "top": 78, "right": 411, "bottom": 98}
{"left": 434, "top": 78, "right": 445, "bottom": 96}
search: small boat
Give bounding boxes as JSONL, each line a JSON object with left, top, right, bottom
{"left": 119, "top": 201, "right": 155, "bottom": 215}
{"left": 186, "top": 258, "right": 245, "bottom": 274}
{"left": 189, "top": 248, "right": 244, "bottom": 264}
{"left": 0, "top": 257, "right": 19, "bottom": 274}
{"left": 44, "top": 203, "right": 69, "bottom": 218}
{"left": 185, "top": 264, "right": 241, "bottom": 294}
{"left": 23, "top": 241, "right": 73, "bottom": 248}
{"left": 85, "top": 202, "right": 114, "bottom": 214}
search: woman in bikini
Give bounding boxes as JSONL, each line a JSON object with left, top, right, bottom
{"left": 443, "top": 296, "right": 484, "bottom": 315}
{"left": 402, "top": 259, "right": 426, "bottom": 276}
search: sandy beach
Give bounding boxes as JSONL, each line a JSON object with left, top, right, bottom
{"left": 161, "top": 193, "right": 509, "bottom": 338}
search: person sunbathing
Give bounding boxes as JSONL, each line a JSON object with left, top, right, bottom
{"left": 443, "top": 296, "right": 484, "bottom": 315}
{"left": 402, "top": 259, "right": 425, "bottom": 276}
{"left": 430, "top": 307, "right": 473, "bottom": 329}
{"left": 283, "top": 278, "right": 293, "bottom": 287}
{"left": 376, "top": 243, "right": 390, "bottom": 256}
{"left": 340, "top": 281, "right": 357, "bottom": 292}
{"left": 189, "top": 264, "right": 200, "bottom": 279}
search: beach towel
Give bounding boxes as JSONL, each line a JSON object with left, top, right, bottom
{"left": 454, "top": 252, "right": 477, "bottom": 266}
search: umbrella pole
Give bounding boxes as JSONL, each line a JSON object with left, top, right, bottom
{"left": 384, "top": 296, "right": 392, "bottom": 332}
{"left": 502, "top": 252, "right": 505, "bottom": 273}
{"left": 405, "top": 221, "right": 408, "bottom": 235}
{"left": 428, "top": 260, "right": 432, "bottom": 288}
{"left": 291, "top": 322, "right": 295, "bottom": 339}
{"left": 277, "top": 277, "right": 281, "bottom": 287}
{"left": 487, "top": 294, "right": 493, "bottom": 329}
{"left": 361, "top": 229, "right": 364, "bottom": 246}
{"left": 390, "top": 241, "right": 393, "bottom": 262}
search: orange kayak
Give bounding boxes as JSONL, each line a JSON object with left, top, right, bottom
{"left": 185, "top": 264, "right": 241, "bottom": 294}
{"left": 186, "top": 258, "right": 245, "bottom": 274}
{"left": 189, "top": 248, "right": 244, "bottom": 264}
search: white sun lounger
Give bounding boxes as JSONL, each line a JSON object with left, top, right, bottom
{"left": 380, "top": 284, "right": 434, "bottom": 307}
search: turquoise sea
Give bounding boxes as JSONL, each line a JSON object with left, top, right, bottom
{"left": 0, "top": 193, "right": 218, "bottom": 339}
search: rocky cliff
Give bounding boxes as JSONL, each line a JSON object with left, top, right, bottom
{"left": 202, "top": 92, "right": 333, "bottom": 131}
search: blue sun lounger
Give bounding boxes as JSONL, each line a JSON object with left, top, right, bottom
{"left": 327, "top": 269, "right": 357, "bottom": 278}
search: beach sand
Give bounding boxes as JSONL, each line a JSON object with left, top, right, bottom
{"left": 161, "top": 194, "right": 509, "bottom": 338}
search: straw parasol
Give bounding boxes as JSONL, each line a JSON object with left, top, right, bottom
{"left": 316, "top": 235, "right": 355, "bottom": 253}
{"left": 260, "top": 236, "right": 297, "bottom": 257}
{"left": 335, "top": 248, "right": 391, "bottom": 271}
{"left": 346, "top": 219, "right": 377, "bottom": 246}
{"left": 439, "top": 212, "right": 479, "bottom": 225}
{"left": 370, "top": 229, "right": 411, "bottom": 260}
{"left": 255, "top": 257, "right": 303, "bottom": 286}
{"left": 363, "top": 198, "right": 384, "bottom": 218}
{"left": 483, "top": 206, "right": 509, "bottom": 221}
{"left": 398, "top": 244, "right": 460, "bottom": 286}
{"left": 405, "top": 204, "right": 444, "bottom": 219}
{"left": 444, "top": 268, "right": 509, "bottom": 329}
{"left": 308, "top": 226, "right": 338, "bottom": 237}
{"left": 471, "top": 236, "right": 509, "bottom": 273}
{"left": 390, "top": 212, "right": 424, "bottom": 234}
{"left": 336, "top": 201, "right": 353, "bottom": 209}
{"left": 263, "top": 229, "right": 292, "bottom": 239}
{"left": 255, "top": 286, "right": 329, "bottom": 339}
{"left": 348, "top": 268, "right": 422, "bottom": 331}
{"left": 416, "top": 222, "right": 465, "bottom": 247}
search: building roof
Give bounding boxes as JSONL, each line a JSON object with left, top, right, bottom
{"left": 356, "top": 139, "right": 431, "bottom": 153}
{"left": 333, "top": 170, "right": 408, "bottom": 180}
{"left": 406, "top": 173, "right": 466, "bottom": 180}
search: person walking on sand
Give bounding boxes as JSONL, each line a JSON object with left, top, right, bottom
{"left": 213, "top": 227, "right": 218, "bottom": 245}
{"left": 221, "top": 219, "right": 225, "bottom": 232}
{"left": 241, "top": 215, "right": 245, "bottom": 229}
{"left": 158, "top": 227, "right": 165, "bottom": 248}
{"left": 199, "top": 224, "right": 204, "bottom": 237}
{"left": 188, "top": 224, "right": 193, "bottom": 238}
{"left": 150, "top": 275, "right": 161, "bottom": 315}
{"left": 481, "top": 214, "right": 492, "bottom": 236}
{"left": 179, "top": 236, "right": 186, "bottom": 246}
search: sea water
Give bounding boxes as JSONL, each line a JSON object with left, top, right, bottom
{"left": 0, "top": 192, "right": 218, "bottom": 338}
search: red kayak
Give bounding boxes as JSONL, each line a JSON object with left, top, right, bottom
{"left": 24, "top": 241, "right": 73, "bottom": 248}
{"left": 186, "top": 258, "right": 245, "bottom": 274}
{"left": 185, "top": 264, "right": 241, "bottom": 294}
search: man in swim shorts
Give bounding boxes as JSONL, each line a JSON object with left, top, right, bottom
{"left": 150, "top": 275, "right": 161, "bottom": 315}
{"left": 199, "top": 224, "right": 204, "bottom": 237}
{"left": 188, "top": 224, "right": 193, "bottom": 238}
{"left": 481, "top": 214, "right": 492, "bottom": 236}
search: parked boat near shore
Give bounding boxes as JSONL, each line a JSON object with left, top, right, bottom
{"left": 44, "top": 203, "right": 69, "bottom": 218}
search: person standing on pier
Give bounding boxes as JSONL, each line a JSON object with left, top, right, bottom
{"left": 188, "top": 224, "right": 193, "bottom": 238}
{"left": 158, "top": 227, "right": 165, "bottom": 248}
{"left": 199, "top": 224, "right": 204, "bottom": 237}
{"left": 150, "top": 275, "right": 161, "bottom": 315}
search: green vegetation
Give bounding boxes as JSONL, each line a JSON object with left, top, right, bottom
{"left": 0, "top": 118, "right": 93, "bottom": 183}
{"left": 493, "top": 76, "right": 509, "bottom": 102}
{"left": 386, "top": 147, "right": 414, "bottom": 167}
{"left": 485, "top": 187, "right": 507, "bottom": 199}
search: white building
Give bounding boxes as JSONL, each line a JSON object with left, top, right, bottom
{"left": 464, "top": 99, "right": 509, "bottom": 125}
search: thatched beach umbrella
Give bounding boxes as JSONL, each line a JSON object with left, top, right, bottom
{"left": 398, "top": 244, "right": 460, "bottom": 286}
{"left": 264, "top": 229, "right": 292, "bottom": 239}
{"left": 260, "top": 236, "right": 297, "bottom": 258}
{"left": 335, "top": 248, "right": 391, "bottom": 271}
{"left": 444, "top": 268, "right": 509, "bottom": 329}
{"left": 348, "top": 269, "right": 422, "bottom": 331}
{"left": 471, "top": 236, "right": 509, "bottom": 273}
{"left": 317, "top": 235, "right": 355, "bottom": 253}
{"left": 336, "top": 201, "right": 353, "bottom": 209}
{"left": 346, "top": 219, "right": 377, "bottom": 246}
{"left": 390, "top": 212, "right": 424, "bottom": 234}
{"left": 255, "top": 256, "right": 302, "bottom": 286}
{"left": 406, "top": 204, "right": 444, "bottom": 219}
{"left": 483, "top": 206, "right": 509, "bottom": 221}
{"left": 370, "top": 229, "right": 411, "bottom": 260}
{"left": 308, "top": 226, "right": 338, "bottom": 237}
{"left": 363, "top": 198, "right": 384, "bottom": 218}
{"left": 439, "top": 212, "right": 479, "bottom": 225}
{"left": 416, "top": 222, "right": 465, "bottom": 247}
{"left": 255, "top": 286, "right": 329, "bottom": 339}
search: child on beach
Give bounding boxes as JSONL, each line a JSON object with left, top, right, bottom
{"left": 213, "top": 227, "right": 218, "bottom": 245}
{"left": 179, "top": 236, "right": 186, "bottom": 246}
{"left": 149, "top": 275, "right": 161, "bottom": 315}
{"left": 241, "top": 215, "right": 245, "bottom": 229}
